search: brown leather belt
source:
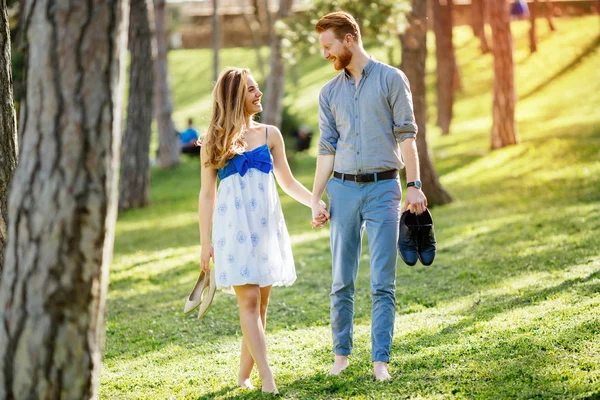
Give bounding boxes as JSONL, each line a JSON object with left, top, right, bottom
{"left": 333, "top": 169, "right": 398, "bottom": 183}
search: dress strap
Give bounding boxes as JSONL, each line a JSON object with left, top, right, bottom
{"left": 265, "top": 126, "right": 268, "bottom": 143}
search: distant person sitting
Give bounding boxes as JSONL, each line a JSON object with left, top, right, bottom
{"left": 510, "top": 0, "right": 529, "bottom": 20}
{"left": 180, "top": 118, "right": 200, "bottom": 156}
{"left": 293, "top": 125, "right": 313, "bottom": 152}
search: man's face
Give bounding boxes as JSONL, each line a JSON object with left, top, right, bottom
{"left": 319, "top": 29, "right": 352, "bottom": 71}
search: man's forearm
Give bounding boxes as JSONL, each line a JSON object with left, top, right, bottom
{"left": 400, "top": 138, "right": 420, "bottom": 182}
{"left": 312, "top": 154, "right": 335, "bottom": 205}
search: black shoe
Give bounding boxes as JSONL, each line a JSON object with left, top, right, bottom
{"left": 398, "top": 211, "right": 419, "bottom": 266}
{"left": 416, "top": 209, "right": 436, "bottom": 266}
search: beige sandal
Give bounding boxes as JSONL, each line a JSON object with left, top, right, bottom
{"left": 183, "top": 269, "right": 216, "bottom": 319}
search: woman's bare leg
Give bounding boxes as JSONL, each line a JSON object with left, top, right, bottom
{"left": 238, "top": 285, "right": 272, "bottom": 388}
{"left": 234, "top": 285, "right": 277, "bottom": 393}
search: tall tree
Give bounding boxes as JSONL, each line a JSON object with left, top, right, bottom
{"left": 154, "top": 0, "right": 179, "bottom": 168}
{"left": 0, "top": 0, "right": 18, "bottom": 272}
{"left": 401, "top": 0, "right": 452, "bottom": 206}
{"left": 546, "top": 0, "right": 556, "bottom": 31}
{"left": 120, "top": 0, "right": 155, "bottom": 211}
{"left": 0, "top": 0, "right": 128, "bottom": 398}
{"left": 529, "top": 0, "right": 538, "bottom": 53}
{"left": 471, "top": 0, "right": 490, "bottom": 53}
{"left": 212, "top": 0, "right": 220, "bottom": 82}
{"left": 490, "top": 0, "right": 518, "bottom": 149}
{"left": 432, "top": 0, "right": 458, "bottom": 135}
{"left": 262, "top": 0, "right": 293, "bottom": 128}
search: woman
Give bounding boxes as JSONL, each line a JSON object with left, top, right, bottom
{"left": 198, "top": 67, "right": 328, "bottom": 393}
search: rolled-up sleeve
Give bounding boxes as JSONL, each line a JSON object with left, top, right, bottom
{"left": 318, "top": 87, "right": 339, "bottom": 155}
{"left": 389, "top": 70, "right": 418, "bottom": 143}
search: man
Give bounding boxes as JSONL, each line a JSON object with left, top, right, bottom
{"left": 310, "top": 11, "right": 427, "bottom": 381}
{"left": 180, "top": 118, "right": 200, "bottom": 155}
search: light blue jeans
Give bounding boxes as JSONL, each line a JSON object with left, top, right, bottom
{"left": 326, "top": 176, "right": 401, "bottom": 363}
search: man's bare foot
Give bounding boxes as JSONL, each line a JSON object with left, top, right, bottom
{"left": 328, "top": 355, "right": 349, "bottom": 376}
{"left": 373, "top": 361, "right": 391, "bottom": 381}
{"left": 237, "top": 378, "right": 254, "bottom": 389}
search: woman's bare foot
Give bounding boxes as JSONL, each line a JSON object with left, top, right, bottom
{"left": 238, "top": 378, "right": 255, "bottom": 389}
{"left": 260, "top": 371, "right": 278, "bottom": 394}
{"left": 328, "top": 355, "right": 349, "bottom": 376}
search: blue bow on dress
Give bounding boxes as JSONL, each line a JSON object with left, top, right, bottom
{"left": 218, "top": 145, "right": 273, "bottom": 180}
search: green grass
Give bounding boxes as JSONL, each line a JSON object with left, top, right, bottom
{"left": 101, "top": 16, "right": 600, "bottom": 399}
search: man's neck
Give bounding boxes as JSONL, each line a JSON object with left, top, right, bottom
{"left": 345, "top": 49, "right": 370, "bottom": 80}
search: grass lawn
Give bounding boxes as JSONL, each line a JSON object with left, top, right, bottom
{"left": 100, "top": 16, "right": 600, "bottom": 399}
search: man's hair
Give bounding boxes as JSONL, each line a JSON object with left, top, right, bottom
{"left": 315, "top": 11, "right": 361, "bottom": 44}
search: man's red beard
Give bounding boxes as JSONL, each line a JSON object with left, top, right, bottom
{"left": 331, "top": 47, "right": 352, "bottom": 71}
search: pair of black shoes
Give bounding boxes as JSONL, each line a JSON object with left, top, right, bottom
{"left": 398, "top": 208, "right": 436, "bottom": 266}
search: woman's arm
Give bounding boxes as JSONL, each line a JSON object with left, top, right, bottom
{"left": 199, "top": 145, "right": 218, "bottom": 272}
{"left": 270, "top": 125, "right": 324, "bottom": 211}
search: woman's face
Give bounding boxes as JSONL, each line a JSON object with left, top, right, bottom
{"left": 244, "top": 75, "right": 263, "bottom": 116}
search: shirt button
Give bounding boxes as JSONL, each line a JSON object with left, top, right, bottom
{"left": 358, "top": 169, "right": 362, "bottom": 172}
{"left": 356, "top": 151, "right": 360, "bottom": 155}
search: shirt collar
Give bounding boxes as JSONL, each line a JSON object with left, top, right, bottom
{"left": 344, "top": 56, "right": 375, "bottom": 79}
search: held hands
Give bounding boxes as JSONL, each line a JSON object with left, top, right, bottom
{"left": 311, "top": 199, "right": 330, "bottom": 229}
{"left": 200, "top": 243, "right": 214, "bottom": 273}
{"left": 402, "top": 187, "right": 428, "bottom": 215}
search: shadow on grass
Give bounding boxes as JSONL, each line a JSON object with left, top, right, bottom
{"left": 519, "top": 35, "right": 600, "bottom": 101}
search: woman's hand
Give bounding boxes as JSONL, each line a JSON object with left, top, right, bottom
{"left": 200, "top": 244, "right": 214, "bottom": 273}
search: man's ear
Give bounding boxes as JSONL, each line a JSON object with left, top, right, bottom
{"left": 344, "top": 33, "right": 354, "bottom": 46}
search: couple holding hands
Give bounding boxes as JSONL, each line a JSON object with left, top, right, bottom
{"left": 196, "top": 11, "right": 427, "bottom": 394}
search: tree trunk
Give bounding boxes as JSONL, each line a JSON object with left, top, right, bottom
{"left": 0, "top": 0, "right": 128, "bottom": 398}
{"left": 254, "top": 0, "right": 271, "bottom": 43}
{"left": 262, "top": 0, "right": 293, "bottom": 128}
{"left": 401, "top": 0, "right": 452, "bottom": 206}
{"left": 490, "top": 0, "right": 518, "bottom": 149}
{"left": 529, "top": 0, "right": 538, "bottom": 53}
{"left": 546, "top": 0, "right": 556, "bottom": 31}
{"left": 0, "top": 0, "right": 18, "bottom": 273}
{"left": 242, "top": 12, "right": 266, "bottom": 77}
{"left": 433, "top": 0, "right": 456, "bottom": 135}
{"left": 154, "top": 0, "right": 179, "bottom": 169}
{"left": 120, "top": 0, "right": 155, "bottom": 211}
{"left": 471, "top": 0, "right": 490, "bottom": 53}
{"left": 212, "top": 0, "right": 220, "bottom": 82}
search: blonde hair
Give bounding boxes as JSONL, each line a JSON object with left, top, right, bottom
{"left": 315, "top": 11, "right": 361, "bottom": 44}
{"left": 203, "top": 67, "right": 252, "bottom": 169}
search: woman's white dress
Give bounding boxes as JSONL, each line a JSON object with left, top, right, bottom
{"left": 212, "top": 142, "right": 296, "bottom": 292}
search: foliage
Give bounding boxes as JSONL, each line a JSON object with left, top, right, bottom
{"left": 100, "top": 17, "right": 600, "bottom": 399}
{"left": 279, "top": 0, "right": 412, "bottom": 67}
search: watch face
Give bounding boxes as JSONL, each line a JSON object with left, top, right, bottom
{"left": 408, "top": 180, "right": 422, "bottom": 189}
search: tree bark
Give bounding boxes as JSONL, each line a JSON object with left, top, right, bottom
{"left": 529, "top": 0, "right": 538, "bottom": 53}
{"left": 120, "top": 0, "right": 155, "bottom": 211}
{"left": 433, "top": 0, "right": 456, "bottom": 135}
{"left": 0, "top": 0, "right": 18, "bottom": 273}
{"left": 262, "top": 0, "right": 293, "bottom": 128}
{"left": 490, "top": 0, "right": 518, "bottom": 149}
{"left": 401, "top": 0, "right": 452, "bottom": 206}
{"left": 153, "top": 0, "right": 179, "bottom": 168}
{"left": 471, "top": 0, "right": 490, "bottom": 53}
{"left": 0, "top": 0, "right": 128, "bottom": 398}
{"left": 212, "top": 0, "right": 220, "bottom": 82}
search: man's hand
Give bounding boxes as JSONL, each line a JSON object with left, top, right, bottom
{"left": 312, "top": 200, "right": 330, "bottom": 228}
{"left": 200, "top": 243, "right": 214, "bottom": 273}
{"left": 402, "top": 187, "right": 428, "bottom": 215}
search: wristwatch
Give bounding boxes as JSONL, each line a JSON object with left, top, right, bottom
{"left": 407, "top": 180, "right": 422, "bottom": 189}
